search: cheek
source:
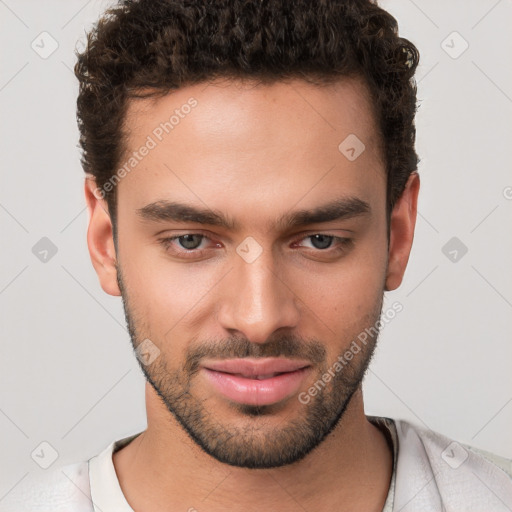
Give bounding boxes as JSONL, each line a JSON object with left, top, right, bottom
{"left": 300, "top": 240, "right": 386, "bottom": 311}
{"left": 120, "top": 240, "right": 224, "bottom": 337}
{"left": 118, "top": 211, "right": 387, "bottom": 348}
{"left": 293, "top": 236, "right": 387, "bottom": 351}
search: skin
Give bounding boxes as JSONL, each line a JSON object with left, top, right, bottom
{"left": 85, "top": 75, "right": 419, "bottom": 511}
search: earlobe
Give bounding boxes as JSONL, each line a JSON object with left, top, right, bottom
{"left": 384, "top": 172, "right": 420, "bottom": 291}
{"left": 84, "top": 177, "right": 121, "bottom": 296}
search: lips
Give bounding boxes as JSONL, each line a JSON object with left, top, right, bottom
{"left": 201, "top": 357, "right": 312, "bottom": 406}
{"left": 202, "top": 357, "right": 311, "bottom": 379}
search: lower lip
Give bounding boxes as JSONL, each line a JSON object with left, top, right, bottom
{"left": 202, "top": 367, "right": 311, "bottom": 406}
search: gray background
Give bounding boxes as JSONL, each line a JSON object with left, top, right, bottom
{"left": 1, "top": 0, "right": 511, "bottom": 498}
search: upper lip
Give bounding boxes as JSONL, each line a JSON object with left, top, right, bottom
{"left": 201, "top": 357, "right": 311, "bottom": 377}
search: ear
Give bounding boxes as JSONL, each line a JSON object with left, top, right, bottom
{"left": 385, "top": 172, "right": 420, "bottom": 291}
{"left": 84, "top": 177, "right": 121, "bottom": 296}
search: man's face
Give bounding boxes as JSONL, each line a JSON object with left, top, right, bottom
{"left": 114, "top": 77, "right": 389, "bottom": 468}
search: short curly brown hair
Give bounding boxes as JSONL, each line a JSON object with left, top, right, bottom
{"left": 75, "top": 0, "right": 420, "bottom": 231}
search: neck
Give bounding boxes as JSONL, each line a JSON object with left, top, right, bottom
{"left": 113, "top": 383, "right": 393, "bottom": 512}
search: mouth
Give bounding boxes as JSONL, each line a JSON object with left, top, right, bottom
{"left": 201, "top": 358, "right": 312, "bottom": 406}
{"left": 224, "top": 372, "right": 290, "bottom": 380}
{"left": 202, "top": 357, "right": 311, "bottom": 377}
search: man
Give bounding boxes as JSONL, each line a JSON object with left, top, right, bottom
{"left": 2, "top": 0, "right": 511, "bottom": 511}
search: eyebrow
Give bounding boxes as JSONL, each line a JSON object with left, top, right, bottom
{"left": 136, "top": 196, "right": 371, "bottom": 232}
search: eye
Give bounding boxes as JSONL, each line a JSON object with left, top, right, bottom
{"left": 159, "top": 233, "right": 217, "bottom": 259}
{"left": 304, "top": 234, "right": 334, "bottom": 250}
{"left": 158, "top": 232, "right": 353, "bottom": 261}
{"left": 170, "top": 234, "right": 205, "bottom": 250}
{"left": 294, "top": 234, "right": 353, "bottom": 253}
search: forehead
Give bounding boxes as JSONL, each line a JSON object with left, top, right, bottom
{"left": 118, "top": 76, "right": 386, "bottom": 224}
{"left": 124, "top": 75, "right": 381, "bottom": 152}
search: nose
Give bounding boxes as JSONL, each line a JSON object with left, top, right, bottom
{"left": 216, "top": 247, "right": 300, "bottom": 344}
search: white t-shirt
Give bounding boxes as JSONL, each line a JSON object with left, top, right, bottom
{"left": 2, "top": 416, "right": 511, "bottom": 511}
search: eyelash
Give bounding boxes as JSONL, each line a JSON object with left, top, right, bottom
{"left": 158, "top": 233, "right": 353, "bottom": 259}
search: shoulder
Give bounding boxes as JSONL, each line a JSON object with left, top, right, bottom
{"left": 0, "top": 460, "right": 93, "bottom": 512}
{"left": 396, "top": 419, "right": 512, "bottom": 478}
{"left": 393, "top": 418, "right": 512, "bottom": 511}
{"left": 463, "top": 443, "right": 512, "bottom": 478}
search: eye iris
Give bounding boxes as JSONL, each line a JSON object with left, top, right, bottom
{"left": 311, "top": 234, "right": 333, "bottom": 249}
{"left": 179, "top": 234, "right": 203, "bottom": 250}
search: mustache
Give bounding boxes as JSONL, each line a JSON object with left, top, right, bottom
{"left": 183, "top": 335, "right": 327, "bottom": 376}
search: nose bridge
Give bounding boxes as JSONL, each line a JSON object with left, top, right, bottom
{"left": 218, "top": 244, "right": 299, "bottom": 342}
